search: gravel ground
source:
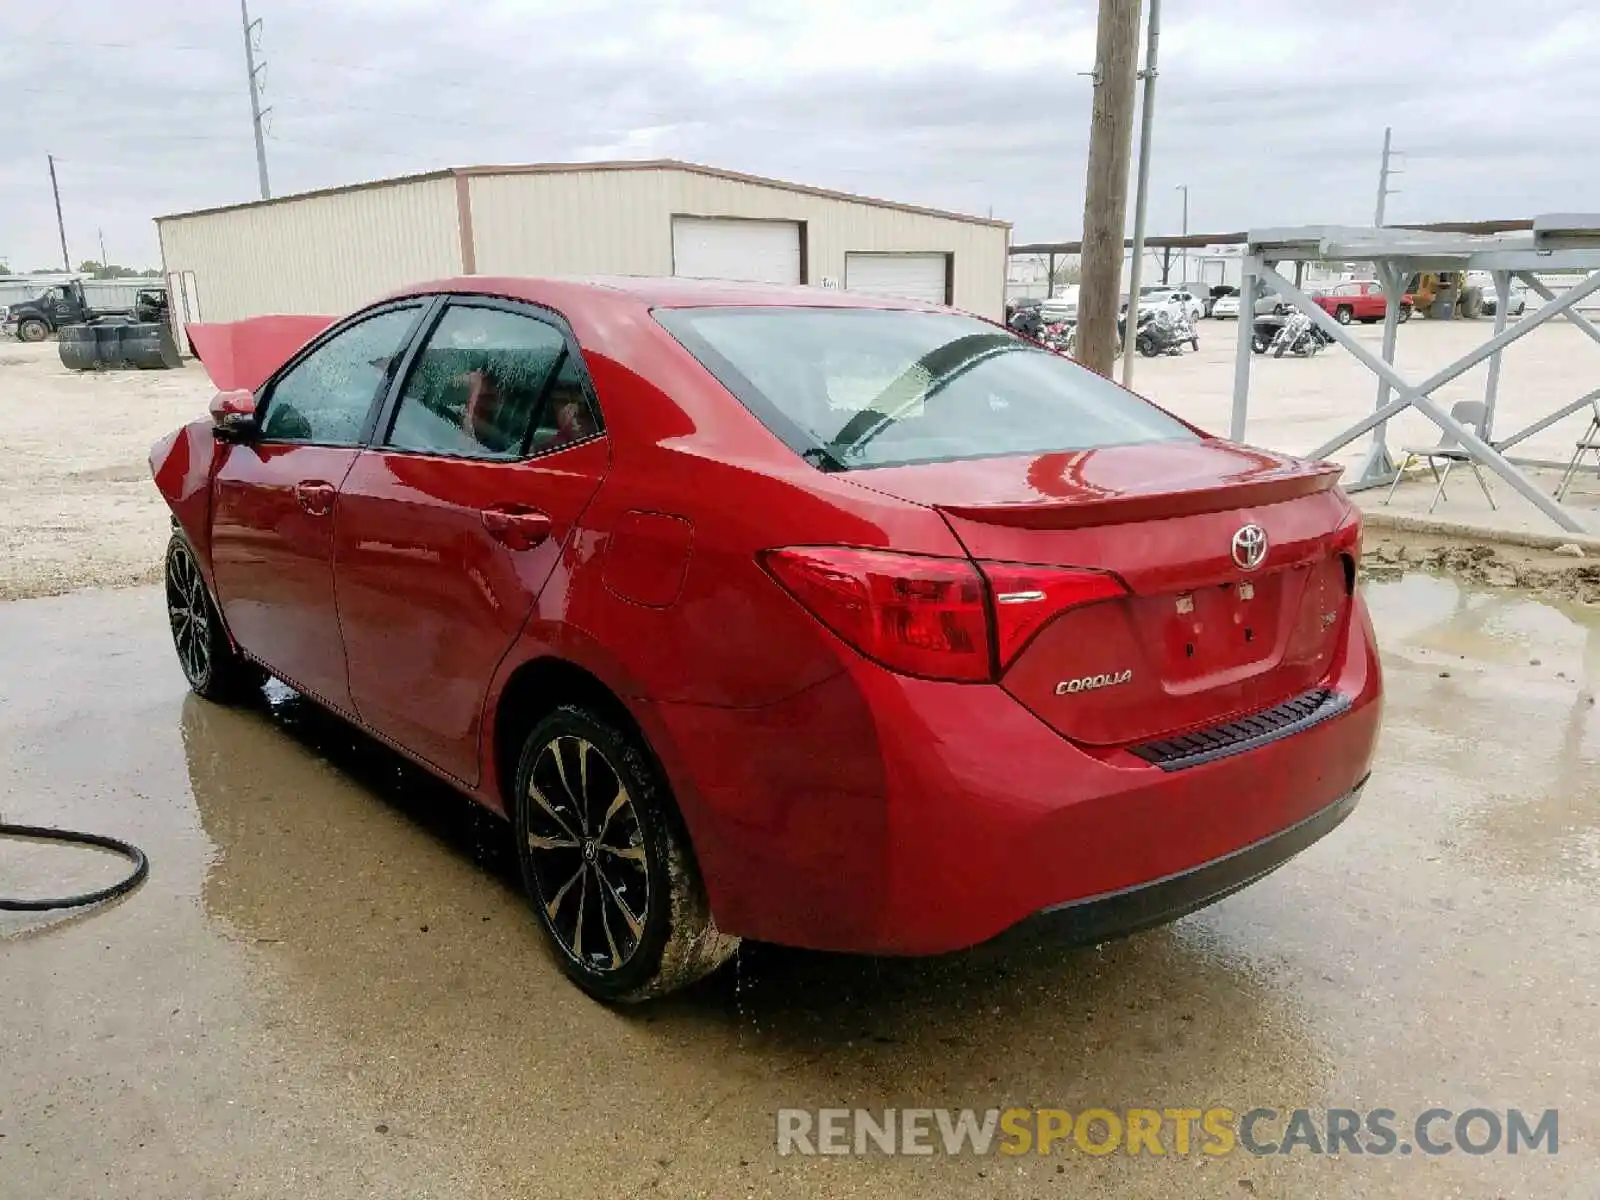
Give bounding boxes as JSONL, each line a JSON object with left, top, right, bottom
{"left": 0, "top": 340, "right": 213, "bottom": 600}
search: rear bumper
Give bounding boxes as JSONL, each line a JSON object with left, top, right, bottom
{"left": 1025, "top": 777, "right": 1364, "bottom": 947}
{"left": 647, "top": 597, "right": 1382, "bottom": 956}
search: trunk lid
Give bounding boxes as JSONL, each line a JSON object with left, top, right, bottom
{"left": 847, "top": 442, "right": 1359, "bottom": 748}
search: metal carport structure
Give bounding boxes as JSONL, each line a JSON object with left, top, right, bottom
{"left": 1227, "top": 216, "right": 1600, "bottom": 533}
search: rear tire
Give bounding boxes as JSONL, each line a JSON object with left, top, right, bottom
{"left": 513, "top": 705, "right": 738, "bottom": 1002}
{"left": 165, "top": 534, "right": 266, "bottom": 703}
{"left": 16, "top": 318, "right": 49, "bottom": 343}
{"left": 1398, "top": 307, "right": 1412, "bottom": 324}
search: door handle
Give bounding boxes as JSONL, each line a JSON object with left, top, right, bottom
{"left": 294, "top": 480, "right": 337, "bottom": 516}
{"left": 481, "top": 506, "right": 553, "bottom": 551}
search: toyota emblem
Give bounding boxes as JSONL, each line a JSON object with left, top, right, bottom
{"left": 1231, "top": 524, "right": 1268, "bottom": 570}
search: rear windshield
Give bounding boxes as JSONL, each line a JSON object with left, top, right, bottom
{"left": 654, "top": 306, "right": 1196, "bottom": 470}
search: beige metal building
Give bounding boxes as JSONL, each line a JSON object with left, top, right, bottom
{"left": 155, "top": 160, "right": 1011, "bottom": 340}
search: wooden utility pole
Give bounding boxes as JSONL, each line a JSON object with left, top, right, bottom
{"left": 1077, "top": 0, "right": 1143, "bottom": 377}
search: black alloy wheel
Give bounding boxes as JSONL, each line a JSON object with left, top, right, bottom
{"left": 513, "top": 705, "right": 738, "bottom": 1001}
{"left": 522, "top": 732, "right": 652, "bottom": 972}
{"left": 166, "top": 539, "right": 212, "bottom": 687}
{"left": 164, "top": 534, "right": 264, "bottom": 702}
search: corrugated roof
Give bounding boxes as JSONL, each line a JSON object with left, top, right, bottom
{"left": 155, "top": 160, "right": 1010, "bottom": 228}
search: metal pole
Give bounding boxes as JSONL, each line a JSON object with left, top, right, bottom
{"left": 1047, "top": 252, "right": 1056, "bottom": 299}
{"left": 1230, "top": 258, "right": 1257, "bottom": 441}
{"left": 1356, "top": 261, "right": 1404, "bottom": 484}
{"left": 1176, "top": 184, "right": 1188, "bottom": 284}
{"left": 97, "top": 227, "right": 107, "bottom": 267}
{"left": 1078, "top": 0, "right": 1143, "bottom": 378}
{"left": 1374, "top": 127, "right": 1391, "bottom": 226}
{"left": 1118, "top": 0, "right": 1160, "bottom": 388}
{"left": 241, "top": 0, "right": 271, "bottom": 200}
{"left": 47, "top": 155, "right": 69, "bottom": 272}
{"left": 1482, "top": 269, "right": 1511, "bottom": 440}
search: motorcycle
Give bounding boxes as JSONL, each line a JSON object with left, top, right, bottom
{"left": 1009, "top": 307, "right": 1044, "bottom": 339}
{"left": 1135, "top": 307, "right": 1199, "bottom": 357}
{"left": 1253, "top": 311, "right": 1332, "bottom": 357}
{"left": 1037, "top": 320, "right": 1076, "bottom": 356}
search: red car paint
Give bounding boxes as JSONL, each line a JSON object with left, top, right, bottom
{"left": 151, "top": 277, "right": 1382, "bottom": 955}
{"left": 1311, "top": 281, "right": 1412, "bottom": 323}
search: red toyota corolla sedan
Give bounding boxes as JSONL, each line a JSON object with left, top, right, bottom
{"left": 150, "top": 276, "right": 1382, "bottom": 1001}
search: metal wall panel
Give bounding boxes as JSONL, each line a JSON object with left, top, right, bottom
{"left": 155, "top": 177, "right": 462, "bottom": 321}
{"left": 468, "top": 167, "right": 1008, "bottom": 318}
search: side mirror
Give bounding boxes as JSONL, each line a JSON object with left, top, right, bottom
{"left": 210, "top": 389, "right": 259, "bottom": 443}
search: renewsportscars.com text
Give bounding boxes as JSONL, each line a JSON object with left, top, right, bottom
{"left": 776, "top": 1107, "right": 1558, "bottom": 1158}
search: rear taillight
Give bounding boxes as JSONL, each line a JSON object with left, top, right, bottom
{"left": 762, "top": 547, "right": 991, "bottom": 681}
{"left": 981, "top": 561, "right": 1126, "bottom": 667}
{"left": 761, "top": 547, "right": 1126, "bottom": 682}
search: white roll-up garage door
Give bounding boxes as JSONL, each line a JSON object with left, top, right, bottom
{"left": 844, "top": 252, "right": 949, "bottom": 305}
{"left": 671, "top": 217, "right": 802, "bottom": 285}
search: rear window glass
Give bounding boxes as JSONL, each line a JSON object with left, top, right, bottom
{"left": 654, "top": 307, "right": 1195, "bottom": 470}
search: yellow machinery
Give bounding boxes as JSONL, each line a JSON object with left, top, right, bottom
{"left": 1404, "top": 271, "right": 1485, "bottom": 319}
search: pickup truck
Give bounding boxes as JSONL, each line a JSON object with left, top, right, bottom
{"left": 2, "top": 279, "right": 167, "bottom": 342}
{"left": 1311, "top": 280, "right": 1413, "bottom": 325}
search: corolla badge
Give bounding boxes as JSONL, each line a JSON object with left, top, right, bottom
{"left": 1055, "top": 670, "right": 1133, "bottom": 696}
{"left": 1231, "top": 523, "right": 1268, "bottom": 570}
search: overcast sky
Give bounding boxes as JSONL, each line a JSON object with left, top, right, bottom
{"left": 2, "top": 1, "right": 1595, "bottom": 271}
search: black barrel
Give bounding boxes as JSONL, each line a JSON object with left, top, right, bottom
{"left": 118, "top": 322, "right": 181, "bottom": 370}
{"left": 57, "top": 324, "right": 99, "bottom": 371}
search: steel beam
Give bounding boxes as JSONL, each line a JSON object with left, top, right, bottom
{"left": 1230, "top": 260, "right": 1257, "bottom": 441}
{"left": 1352, "top": 260, "right": 1404, "bottom": 487}
{"left": 1256, "top": 268, "right": 1600, "bottom": 532}
{"left": 1481, "top": 270, "right": 1511, "bottom": 440}
{"left": 1517, "top": 271, "right": 1600, "bottom": 350}
{"left": 1495, "top": 386, "right": 1600, "bottom": 451}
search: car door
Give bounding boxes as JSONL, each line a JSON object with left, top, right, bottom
{"left": 333, "top": 298, "right": 610, "bottom": 783}
{"left": 209, "top": 302, "right": 429, "bottom": 713}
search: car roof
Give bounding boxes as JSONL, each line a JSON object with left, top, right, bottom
{"left": 385, "top": 274, "right": 951, "bottom": 315}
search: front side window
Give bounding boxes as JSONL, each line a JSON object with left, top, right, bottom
{"left": 656, "top": 306, "right": 1196, "bottom": 471}
{"left": 386, "top": 304, "right": 600, "bottom": 459}
{"left": 259, "top": 306, "right": 420, "bottom": 444}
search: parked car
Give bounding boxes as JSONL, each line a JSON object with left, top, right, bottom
{"left": 1480, "top": 284, "right": 1528, "bottom": 317}
{"left": 1311, "top": 281, "right": 1412, "bottom": 325}
{"left": 151, "top": 277, "right": 1382, "bottom": 1002}
{"left": 1138, "top": 288, "right": 1205, "bottom": 323}
{"left": 1210, "top": 290, "right": 1287, "bottom": 320}
{"left": 1039, "top": 286, "right": 1079, "bottom": 323}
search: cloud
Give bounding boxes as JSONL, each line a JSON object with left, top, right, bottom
{"left": 1, "top": 0, "right": 1594, "bottom": 270}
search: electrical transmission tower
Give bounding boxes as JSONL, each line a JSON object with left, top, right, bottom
{"left": 1374, "top": 127, "right": 1403, "bottom": 226}
{"left": 241, "top": 0, "right": 272, "bottom": 199}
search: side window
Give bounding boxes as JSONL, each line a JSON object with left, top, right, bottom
{"left": 259, "top": 306, "right": 420, "bottom": 445}
{"left": 386, "top": 304, "right": 600, "bottom": 459}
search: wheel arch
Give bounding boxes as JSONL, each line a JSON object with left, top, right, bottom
{"left": 486, "top": 651, "right": 729, "bottom": 917}
{"left": 491, "top": 656, "right": 648, "bottom": 818}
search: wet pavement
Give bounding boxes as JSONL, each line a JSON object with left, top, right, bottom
{"left": 2, "top": 578, "right": 1598, "bottom": 1199}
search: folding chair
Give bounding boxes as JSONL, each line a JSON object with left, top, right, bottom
{"left": 1383, "top": 400, "right": 1498, "bottom": 514}
{"left": 1555, "top": 399, "right": 1600, "bottom": 502}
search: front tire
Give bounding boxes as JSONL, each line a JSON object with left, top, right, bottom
{"left": 165, "top": 534, "right": 265, "bottom": 702}
{"left": 16, "top": 318, "right": 49, "bottom": 343}
{"left": 513, "top": 705, "right": 738, "bottom": 1002}
{"left": 1335, "top": 306, "right": 1354, "bottom": 325}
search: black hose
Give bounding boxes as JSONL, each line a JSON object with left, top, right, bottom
{"left": 0, "top": 823, "right": 149, "bottom": 912}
